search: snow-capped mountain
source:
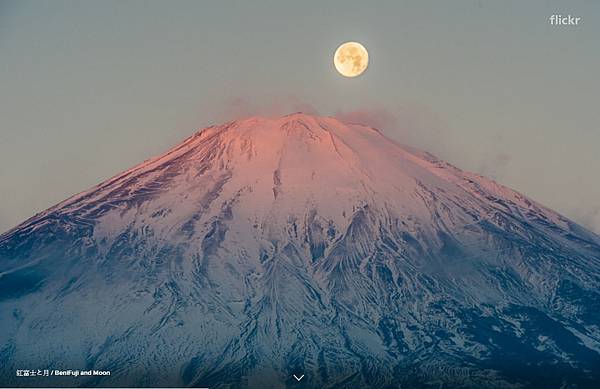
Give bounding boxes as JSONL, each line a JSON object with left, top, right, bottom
{"left": 1, "top": 113, "right": 599, "bottom": 388}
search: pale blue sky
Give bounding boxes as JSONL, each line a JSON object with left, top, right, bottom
{"left": 1, "top": 0, "right": 599, "bottom": 233}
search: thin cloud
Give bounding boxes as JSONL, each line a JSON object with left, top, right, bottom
{"left": 334, "top": 108, "right": 398, "bottom": 130}
{"left": 215, "top": 95, "right": 318, "bottom": 122}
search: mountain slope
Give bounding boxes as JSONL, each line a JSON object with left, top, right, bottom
{"left": 1, "top": 113, "right": 600, "bottom": 388}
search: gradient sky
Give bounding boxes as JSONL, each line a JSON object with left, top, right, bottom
{"left": 1, "top": 0, "right": 599, "bottom": 234}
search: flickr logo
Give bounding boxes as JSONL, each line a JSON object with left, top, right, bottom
{"left": 549, "top": 14, "right": 582, "bottom": 26}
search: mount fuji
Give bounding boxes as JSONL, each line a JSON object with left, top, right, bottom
{"left": 1, "top": 113, "right": 600, "bottom": 388}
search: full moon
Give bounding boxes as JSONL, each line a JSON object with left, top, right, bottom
{"left": 334, "top": 41, "right": 369, "bottom": 78}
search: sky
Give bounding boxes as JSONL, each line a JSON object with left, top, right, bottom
{"left": 1, "top": 0, "right": 599, "bottom": 234}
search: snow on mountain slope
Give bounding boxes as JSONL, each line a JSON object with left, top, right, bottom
{"left": 1, "top": 113, "right": 600, "bottom": 388}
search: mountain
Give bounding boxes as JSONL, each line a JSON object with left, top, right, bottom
{"left": 1, "top": 113, "right": 600, "bottom": 388}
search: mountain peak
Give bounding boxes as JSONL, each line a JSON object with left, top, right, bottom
{"left": 219, "top": 112, "right": 373, "bottom": 137}
{"left": 3, "top": 112, "right": 591, "bottom": 249}
{"left": 2, "top": 112, "right": 600, "bottom": 388}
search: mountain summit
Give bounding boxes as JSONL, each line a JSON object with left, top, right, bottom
{"left": 1, "top": 113, "right": 600, "bottom": 388}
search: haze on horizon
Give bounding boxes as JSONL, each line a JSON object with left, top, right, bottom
{"left": 1, "top": 0, "right": 599, "bottom": 234}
